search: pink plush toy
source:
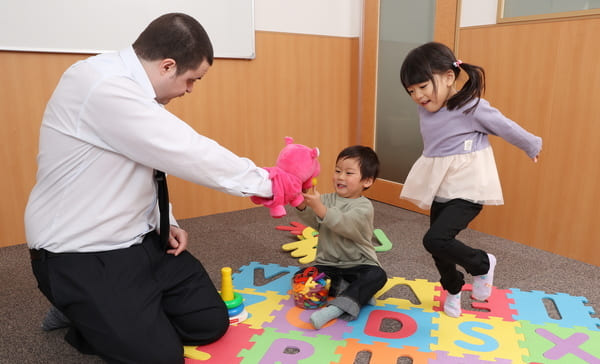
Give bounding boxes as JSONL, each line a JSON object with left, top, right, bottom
{"left": 251, "top": 137, "right": 320, "bottom": 218}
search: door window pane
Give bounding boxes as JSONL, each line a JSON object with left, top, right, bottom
{"left": 375, "top": 0, "right": 436, "bottom": 183}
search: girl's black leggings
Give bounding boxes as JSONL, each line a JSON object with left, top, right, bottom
{"left": 424, "top": 198, "right": 490, "bottom": 294}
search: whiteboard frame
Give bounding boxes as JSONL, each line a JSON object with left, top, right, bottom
{"left": 497, "top": 0, "right": 600, "bottom": 24}
{"left": 0, "top": 0, "right": 255, "bottom": 59}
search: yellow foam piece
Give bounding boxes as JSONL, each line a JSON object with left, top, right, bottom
{"left": 431, "top": 314, "right": 527, "bottom": 362}
{"left": 281, "top": 227, "right": 318, "bottom": 264}
{"left": 374, "top": 277, "right": 440, "bottom": 312}
{"left": 236, "top": 288, "right": 288, "bottom": 329}
{"left": 183, "top": 346, "right": 211, "bottom": 360}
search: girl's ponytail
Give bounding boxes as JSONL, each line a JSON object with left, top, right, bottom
{"left": 447, "top": 62, "right": 485, "bottom": 114}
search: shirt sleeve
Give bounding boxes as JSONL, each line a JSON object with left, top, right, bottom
{"left": 79, "top": 76, "right": 272, "bottom": 198}
{"left": 471, "top": 99, "right": 542, "bottom": 159}
{"left": 318, "top": 197, "right": 374, "bottom": 242}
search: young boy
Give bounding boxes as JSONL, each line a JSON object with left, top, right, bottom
{"left": 295, "top": 145, "right": 388, "bottom": 329}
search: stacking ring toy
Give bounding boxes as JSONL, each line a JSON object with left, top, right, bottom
{"left": 225, "top": 292, "right": 244, "bottom": 310}
{"left": 220, "top": 267, "right": 249, "bottom": 325}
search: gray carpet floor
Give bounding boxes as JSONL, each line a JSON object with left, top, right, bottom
{"left": 1, "top": 201, "right": 599, "bottom": 363}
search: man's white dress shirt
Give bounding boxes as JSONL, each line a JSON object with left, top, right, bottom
{"left": 25, "top": 46, "right": 272, "bottom": 253}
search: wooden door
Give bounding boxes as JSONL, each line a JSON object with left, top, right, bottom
{"left": 357, "top": 0, "right": 459, "bottom": 214}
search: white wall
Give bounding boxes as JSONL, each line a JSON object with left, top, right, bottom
{"left": 0, "top": 0, "right": 258, "bottom": 57}
{"left": 254, "top": 0, "right": 499, "bottom": 37}
{"left": 254, "top": 0, "right": 362, "bottom": 37}
{"left": 460, "top": 0, "right": 498, "bottom": 27}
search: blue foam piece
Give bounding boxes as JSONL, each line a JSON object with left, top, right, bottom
{"left": 232, "top": 262, "right": 299, "bottom": 294}
{"left": 508, "top": 289, "right": 600, "bottom": 331}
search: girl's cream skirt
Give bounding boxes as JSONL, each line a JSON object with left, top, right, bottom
{"left": 400, "top": 146, "right": 504, "bottom": 210}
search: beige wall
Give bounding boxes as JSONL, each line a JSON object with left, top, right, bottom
{"left": 0, "top": 31, "right": 358, "bottom": 247}
{"left": 458, "top": 17, "right": 600, "bottom": 266}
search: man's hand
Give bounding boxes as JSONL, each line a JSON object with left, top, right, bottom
{"left": 166, "top": 225, "right": 188, "bottom": 256}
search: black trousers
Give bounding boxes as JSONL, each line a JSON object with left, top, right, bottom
{"left": 307, "top": 264, "right": 387, "bottom": 316}
{"left": 424, "top": 199, "right": 490, "bottom": 295}
{"left": 31, "top": 232, "right": 228, "bottom": 364}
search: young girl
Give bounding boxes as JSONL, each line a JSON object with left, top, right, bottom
{"left": 399, "top": 42, "right": 542, "bottom": 318}
{"left": 295, "top": 146, "right": 388, "bottom": 329}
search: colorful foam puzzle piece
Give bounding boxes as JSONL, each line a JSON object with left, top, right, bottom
{"left": 375, "top": 276, "right": 440, "bottom": 311}
{"left": 238, "top": 328, "right": 344, "bottom": 364}
{"left": 433, "top": 284, "right": 518, "bottom": 321}
{"left": 276, "top": 221, "right": 308, "bottom": 235}
{"left": 281, "top": 227, "right": 318, "bottom": 264}
{"left": 184, "top": 346, "right": 211, "bottom": 361}
{"left": 263, "top": 295, "right": 353, "bottom": 340}
{"left": 336, "top": 340, "right": 436, "bottom": 364}
{"left": 232, "top": 262, "right": 299, "bottom": 294}
{"left": 429, "top": 351, "right": 513, "bottom": 363}
{"left": 517, "top": 321, "right": 600, "bottom": 363}
{"left": 509, "top": 289, "right": 600, "bottom": 330}
{"left": 184, "top": 323, "right": 261, "bottom": 363}
{"left": 236, "top": 288, "right": 288, "bottom": 329}
{"left": 344, "top": 305, "right": 439, "bottom": 350}
{"left": 431, "top": 314, "right": 527, "bottom": 362}
{"left": 373, "top": 228, "right": 393, "bottom": 252}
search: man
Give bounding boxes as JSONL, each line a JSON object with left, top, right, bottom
{"left": 25, "top": 13, "right": 272, "bottom": 363}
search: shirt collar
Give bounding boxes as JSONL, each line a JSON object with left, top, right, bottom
{"left": 119, "top": 45, "right": 157, "bottom": 100}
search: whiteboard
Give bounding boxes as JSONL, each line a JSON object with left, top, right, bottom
{"left": 0, "top": 0, "right": 255, "bottom": 59}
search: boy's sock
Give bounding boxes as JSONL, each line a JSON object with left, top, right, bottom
{"left": 472, "top": 253, "right": 497, "bottom": 301}
{"left": 309, "top": 305, "right": 344, "bottom": 329}
{"left": 444, "top": 291, "right": 462, "bottom": 318}
{"left": 42, "top": 306, "right": 70, "bottom": 331}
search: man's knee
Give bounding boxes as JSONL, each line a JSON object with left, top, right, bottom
{"left": 180, "top": 306, "right": 230, "bottom": 346}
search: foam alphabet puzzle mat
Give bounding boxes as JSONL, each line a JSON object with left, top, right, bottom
{"left": 184, "top": 262, "right": 600, "bottom": 364}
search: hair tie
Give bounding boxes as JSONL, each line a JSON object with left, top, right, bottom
{"left": 453, "top": 60, "right": 463, "bottom": 68}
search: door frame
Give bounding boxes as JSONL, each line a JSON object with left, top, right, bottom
{"left": 357, "top": 0, "right": 460, "bottom": 214}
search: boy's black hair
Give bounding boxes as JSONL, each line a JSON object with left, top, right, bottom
{"left": 337, "top": 145, "right": 379, "bottom": 188}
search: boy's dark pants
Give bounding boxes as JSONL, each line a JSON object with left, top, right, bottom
{"left": 424, "top": 199, "right": 491, "bottom": 295}
{"left": 306, "top": 264, "right": 387, "bottom": 319}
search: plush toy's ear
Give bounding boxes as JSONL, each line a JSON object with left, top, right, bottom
{"left": 312, "top": 147, "right": 319, "bottom": 158}
{"left": 284, "top": 136, "right": 294, "bottom": 145}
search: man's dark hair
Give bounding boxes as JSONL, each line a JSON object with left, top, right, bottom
{"left": 133, "top": 13, "right": 214, "bottom": 75}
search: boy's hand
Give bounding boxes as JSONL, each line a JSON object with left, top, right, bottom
{"left": 302, "top": 186, "right": 320, "bottom": 206}
{"left": 302, "top": 187, "right": 326, "bottom": 218}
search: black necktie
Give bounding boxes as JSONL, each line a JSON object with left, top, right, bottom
{"left": 154, "top": 170, "right": 170, "bottom": 249}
